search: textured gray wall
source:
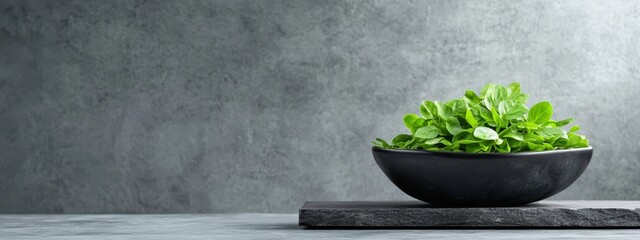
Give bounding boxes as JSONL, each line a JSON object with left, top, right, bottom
{"left": 1, "top": 0, "right": 639, "bottom": 213}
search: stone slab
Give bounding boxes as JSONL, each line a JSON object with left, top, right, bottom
{"left": 299, "top": 201, "right": 640, "bottom": 228}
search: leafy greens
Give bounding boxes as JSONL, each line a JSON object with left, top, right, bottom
{"left": 372, "top": 82, "right": 589, "bottom": 153}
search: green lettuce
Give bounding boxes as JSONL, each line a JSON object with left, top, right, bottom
{"left": 372, "top": 82, "right": 589, "bottom": 153}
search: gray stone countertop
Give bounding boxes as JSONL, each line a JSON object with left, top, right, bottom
{"left": 2, "top": 214, "right": 640, "bottom": 240}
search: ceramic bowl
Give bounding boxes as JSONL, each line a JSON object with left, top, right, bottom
{"left": 372, "top": 146, "right": 592, "bottom": 207}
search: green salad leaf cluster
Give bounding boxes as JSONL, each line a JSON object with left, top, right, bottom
{"left": 372, "top": 82, "right": 589, "bottom": 153}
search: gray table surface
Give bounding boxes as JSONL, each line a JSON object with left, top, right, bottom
{"left": 2, "top": 214, "right": 640, "bottom": 240}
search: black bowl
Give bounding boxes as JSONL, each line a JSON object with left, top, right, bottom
{"left": 372, "top": 146, "right": 592, "bottom": 207}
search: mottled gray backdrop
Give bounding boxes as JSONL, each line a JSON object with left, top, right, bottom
{"left": 1, "top": 0, "right": 639, "bottom": 213}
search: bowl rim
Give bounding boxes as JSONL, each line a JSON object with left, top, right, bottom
{"left": 372, "top": 146, "right": 592, "bottom": 156}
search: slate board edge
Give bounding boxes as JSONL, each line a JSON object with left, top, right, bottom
{"left": 299, "top": 201, "right": 640, "bottom": 229}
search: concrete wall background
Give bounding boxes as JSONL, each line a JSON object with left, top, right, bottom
{"left": 1, "top": 0, "right": 639, "bottom": 213}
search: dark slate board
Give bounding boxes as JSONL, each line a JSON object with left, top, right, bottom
{"left": 299, "top": 201, "right": 640, "bottom": 228}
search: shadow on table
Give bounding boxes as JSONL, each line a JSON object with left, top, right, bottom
{"left": 241, "top": 223, "right": 303, "bottom": 230}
